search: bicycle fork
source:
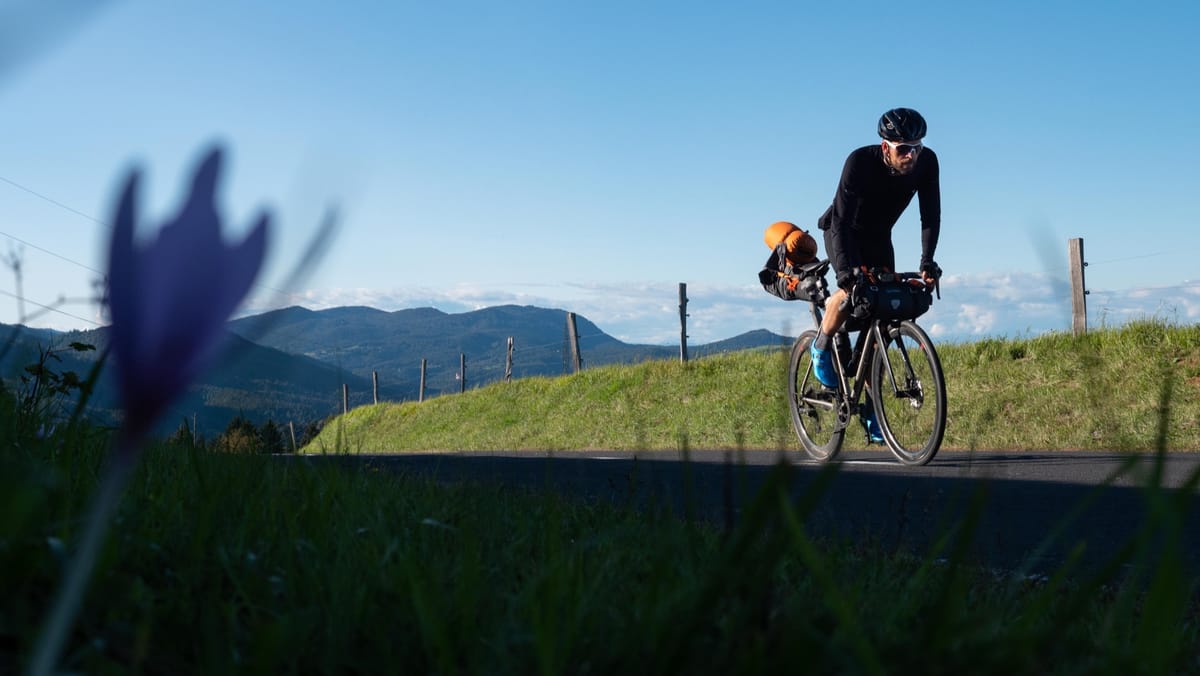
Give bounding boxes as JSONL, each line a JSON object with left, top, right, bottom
{"left": 875, "top": 324, "right": 925, "bottom": 407}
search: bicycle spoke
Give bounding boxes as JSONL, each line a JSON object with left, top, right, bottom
{"left": 788, "top": 331, "right": 845, "bottom": 462}
{"left": 870, "top": 321, "right": 946, "bottom": 465}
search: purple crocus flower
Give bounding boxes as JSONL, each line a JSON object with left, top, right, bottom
{"left": 106, "top": 146, "right": 269, "bottom": 445}
{"left": 30, "top": 145, "right": 272, "bottom": 676}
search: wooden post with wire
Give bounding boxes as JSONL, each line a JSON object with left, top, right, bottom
{"left": 1069, "top": 237, "right": 1088, "bottom": 336}
{"left": 679, "top": 282, "right": 689, "bottom": 363}
{"left": 459, "top": 353, "right": 466, "bottom": 393}
{"left": 372, "top": 371, "right": 379, "bottom": 405}
{"left": 419, "top": 358, "right": 427, "bottom": 402}
{"left": 566, "top": 312, "right": 582, "bottom": 373}
{"left": 505, "top": 337, "right": 514, "bottom": 382}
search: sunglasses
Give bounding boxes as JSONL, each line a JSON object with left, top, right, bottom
{"left": 884, "top": 139, "right": 922, "bottom": 156}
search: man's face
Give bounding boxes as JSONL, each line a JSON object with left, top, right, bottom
{"left": 882, "top": 139, "right": 922, "bottom": 175}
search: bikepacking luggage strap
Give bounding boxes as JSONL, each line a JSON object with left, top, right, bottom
{"left": 759, "top": 243, "right": 810, "bottom": 301}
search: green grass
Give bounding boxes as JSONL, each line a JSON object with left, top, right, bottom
{"left": 307, "top": 321, "right": 1200, "bottom": 454}
{"left": 6, "top": 440, "right": 1200, "bottom": 674}
{"left": 6, "top": 320, "right": 1200, "bottom": 673}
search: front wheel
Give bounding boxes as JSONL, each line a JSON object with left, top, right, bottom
{"left": 869, "top": 321, "right": 946, "bottom": 466}
{"left": 788, "top": 331, "right": 846, "bottom": 462}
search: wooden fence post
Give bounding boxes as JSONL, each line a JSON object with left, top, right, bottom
{"left": 566, "top": 312, "right": 582, "bottom": 372}
{"left": 419, "top": 358, "right": 427, "bottom": 403}
{"left": 679, "top": 282, "right": 689, "bottom": 363}
{"left": 1069, "top": 237, "right": 1088, "bottom": 336}
{"left": 459, "top": 353, "right": 466, "bottom": 393}
{"left": 288, "top": 421, "right": 297, "bottom": 453}
{"left": 505, "top": 337, "right": 514, "bottom": 381}
{"left": 342, "top": 383, "right": 349, "bottom": 415}
{"left": 372, "top": 371, "right": 379, "bottom": 405}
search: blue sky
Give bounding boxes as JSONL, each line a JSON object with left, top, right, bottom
{"left": 0, "top": 0, "right": 1197, "bottom": 345}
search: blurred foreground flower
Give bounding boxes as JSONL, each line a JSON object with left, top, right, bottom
{"left": 29, "top": 145, "right": 270, "bottom": 676}
{"left": 107, "top": 146, "right": 269, "bottom": 446}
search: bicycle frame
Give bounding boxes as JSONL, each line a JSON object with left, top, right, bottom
{"left": 788, "top": 258, "right": 946, "bottom": 464}
{"left": 800, "top": 303, "right": 887, "bottom": 435}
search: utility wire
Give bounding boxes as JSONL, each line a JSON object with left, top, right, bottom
{"left": 6, "top": 167, "right": 1188, "bottom": 338}
{"left": 0, "top": 175, "right": 108, "bottom": 228}
{"left": 1086, "top": 251, "right": 1170, "bottom": 266}
{"left": 0, "top": 229, "right": 103, "bottom": 275}
{"left": 942, "top": 278, "right": 1199, "bottom": 294}
{"left": 1095, "top": 280, "right": 1200, "bottom": 294}
{"left": 0, "top": 173, "right": 106, "bottom": 276}
{"left": 0, "top": 289, "right": 101, "bottom": 327}
{"left": 0, "top": 172, "right": 299, "bottom": 298}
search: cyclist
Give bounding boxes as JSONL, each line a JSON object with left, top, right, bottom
{"left": 809, "top": 107, "right": 943, "bottom": 441}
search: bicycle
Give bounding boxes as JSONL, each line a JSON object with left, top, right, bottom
{"left": 786, "top": 259, "right": 947, "bottom": 466}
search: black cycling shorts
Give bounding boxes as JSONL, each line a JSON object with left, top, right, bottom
{"left": 822, "top": 228, "right": 896, "bottom": 273}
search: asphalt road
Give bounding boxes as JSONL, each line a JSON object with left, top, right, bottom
{"left": 309, "top": 449, "right": 1200, "bottom": 575}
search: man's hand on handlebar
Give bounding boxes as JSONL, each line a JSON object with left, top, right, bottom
{"left": 835, "top": 267, "right": 860, "bottom": 291}
{"left": 920, "top": 260, "right": 942, "bottom": 284}
{"left": 920, "top": 260, "right": 942, "bottom": 299}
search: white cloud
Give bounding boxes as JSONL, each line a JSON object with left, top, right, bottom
{"left": 238, "top": 274, "right": 1200, "bottom": 346}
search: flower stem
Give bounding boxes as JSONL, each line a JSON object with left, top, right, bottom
{"left": 27, "top": 445, "right": 137, "bottom": 676}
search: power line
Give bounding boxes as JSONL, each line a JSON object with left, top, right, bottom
{"left": 0, "top": 173, "right": 108, "bottom": 277}
{"left": 0, "top": 172, "right": 298, "bottom": 298}
{"left": 1092, "top": 280, "right": 1200, "bottom": 295}
{"left": 0, "top": 229, "right": 104, "bottom": 275}
{"left": 1086, "top": 251, "right": 1170, "bottom": 267}
{"left": 942, "top": 278, "right": 1199, "bottom": 294}
{"left": 0, "top": 174, "right": 108, "bottom": 227}
{"left": 0, "top": 289, "right": 102, "bottom": 327}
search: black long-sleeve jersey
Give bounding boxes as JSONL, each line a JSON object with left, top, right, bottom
{"left": 817, "top": 144, "right": 940, "bottom": 276}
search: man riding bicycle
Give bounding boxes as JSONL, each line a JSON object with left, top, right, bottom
{"left": 810, "top": 107, "right": 943, "bottom": 441}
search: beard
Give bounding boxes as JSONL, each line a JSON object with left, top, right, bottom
{"left": 890, "top": 156, "right": 917, "bottom": 175}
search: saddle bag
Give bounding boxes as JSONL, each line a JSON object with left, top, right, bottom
{"left": 758, "top": 221, "right": 818, "bottom": 302}
{"left": 758, "top": 246, "right": 807, "bottom": 301}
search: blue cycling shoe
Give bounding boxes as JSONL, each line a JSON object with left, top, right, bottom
{"left": 861, "top": 396, "right": 884, "bottom": 444}
{"left": 810, "top": 342, "right": 838, "bottom": 388}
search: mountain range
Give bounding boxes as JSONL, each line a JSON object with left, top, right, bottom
{"left": 1, "top": 305, "right": 791, "bottom": 439}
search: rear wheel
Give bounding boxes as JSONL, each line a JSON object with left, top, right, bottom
{"left": 788, "top": 331, "right": 846, "bottom": 462}
{"left": 869, "top": 321, "right": 946, "bottom": 465}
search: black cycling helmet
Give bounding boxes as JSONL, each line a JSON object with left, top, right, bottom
{"left": 878, "top": 108, "right": 927, "bottom": 142}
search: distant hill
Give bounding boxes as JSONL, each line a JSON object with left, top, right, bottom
{"left": 1, "top": 324, "right": 383, "bottom": 440}
{"left": 228, "top": 305, "right": 793, "bottom": 399}
{"left": 695, "top": 329, "right": 795, "bottom": 354}
{"left": 3, "top": 306, "right": 792, "bottom": 439}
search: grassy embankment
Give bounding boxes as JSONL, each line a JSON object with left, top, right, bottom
{"left": 5, "top": 321, "right": 1200, "bottom": 673}
{"left": 308, "top": 321, "right": 1200, "bottom": 454}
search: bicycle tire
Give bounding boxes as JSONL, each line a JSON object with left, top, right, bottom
{"left": 869, "top": 321, "right": 946, "bottom": 465}
{"left": 788, "top": 331, "right": 845, "bottom": 462}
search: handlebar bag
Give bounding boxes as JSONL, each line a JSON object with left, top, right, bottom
{"left": 853, "top": 281, "right": 932, "bottom": 321}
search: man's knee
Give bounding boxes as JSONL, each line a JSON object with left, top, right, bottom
{"left": 821, "top": 288, "right": 849, "bottom": 333}
{"left": 826, "top": 288, "right": 848, "bottom": 315}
